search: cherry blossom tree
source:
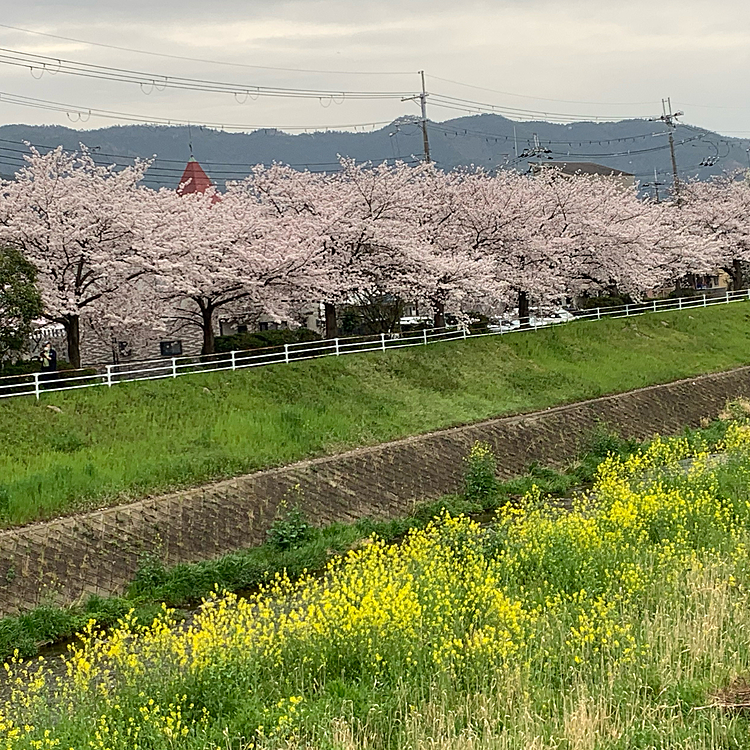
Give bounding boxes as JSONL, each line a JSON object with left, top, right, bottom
{"left": 679, "top": 174, "right": 750, "bottom": 290}
{"left": 406, "top": 167, "right": 498, "bottom": 328}
{"left": 448, "top": 168, "right": 575, "bottom": 326}
{"left": 0, "top": 147, "right": 154, "bottom": 368}
{"left": 150, "top": 167, "right": 326, "bottom": 355}
{"left": 536, "top": 172, "right": 671, "bottom": 301}
{"left": 309, "top": 159, "right": 431, "bottom": 336}
{"left": 1, "top": 146, "right": 737, "bottom": 368}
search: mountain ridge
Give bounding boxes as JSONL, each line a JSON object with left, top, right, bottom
{"left": 0, "top": 114, "right": 747, "bottom": 194}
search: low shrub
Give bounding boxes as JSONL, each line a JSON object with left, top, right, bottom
{"left": 267, "top": 499, "right": 314, "bottom": 551}
{"left": 215, "top": 328, "right": 321, "bottom": 353}
{"left": 463, "top": 441, "right": 499, "bottom": 503}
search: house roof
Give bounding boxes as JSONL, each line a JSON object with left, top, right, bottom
{"left": 530, "top": 161, "right": 635, "bottom": 178}
{"left": 177, "top": 157, "right": 215, "bottom": 195}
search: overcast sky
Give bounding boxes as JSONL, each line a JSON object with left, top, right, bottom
{"left": 0, "top": 1, "right": 748, "bottom": 137}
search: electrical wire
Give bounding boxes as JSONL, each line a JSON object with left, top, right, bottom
{"left": 0, "top": 91, "right": 394, "bottom": 132}
{"left": 428, "top": 99, "right": 640, "bottom": 125}
{"left": 0, "top": 47, "right": 414, "bottom": 100}
{"left": 0, "top": 43, "right": 683, "bottom": 129}
{"left": 428, "top": 93, "right": 653, "bottom": 123}
{"left": 428, "top": 122, "right": 669, "bottom": 147}
{"left": 541, "top": 134, "right": 707, "bottom": 159}
{"left": 426, "top": 74, "right": 659, "bottom": 107}
{"left": 0, "top": 141, "right": 422, "bottom": 183}
{"left": 0, "top": 136, "right": 420, "bottom": 171}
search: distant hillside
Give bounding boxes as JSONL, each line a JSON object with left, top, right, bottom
{"left": 1, "top": 114, "right": 747, "bottom": 194}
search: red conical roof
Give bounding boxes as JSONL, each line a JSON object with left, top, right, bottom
{"left": 177, "top": 157, "right": 214, "bottom": 195}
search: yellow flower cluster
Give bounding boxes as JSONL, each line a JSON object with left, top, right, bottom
{"left": 1, "top": 426, "right": 750, "bottom": 747}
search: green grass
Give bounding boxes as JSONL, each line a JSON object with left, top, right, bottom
{"left": 1, "top": 303, "right": 749, "bottom": 527}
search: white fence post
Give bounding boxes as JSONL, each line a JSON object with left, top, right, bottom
{"left": 7, "top": 286, "right": 742, "bottom": 402}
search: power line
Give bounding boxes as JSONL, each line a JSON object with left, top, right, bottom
{"left": 428, "top": 99, "right": 645, "bottom": 125}
{"left": 0, "top": 22, "right": 415, "bottom": 77}
{"left": 0, "top": 136, "right": 421, "bottom": 170}
{"left": 0, "top": 47, "right": 414, "bottom": 100}
{"left": 429, "top": 93, "right": 652, "bottom": 123}
{"left": 0, "top": 138, "right": 412, "bottom": 172}
{"left": 0, "top": 141, "right": 422, "bottom": 182}
{"left": 426, "top": 74, "right": 659, "bottom": 108}
{"left": 428, "top": 122, "right": 669, "bottom": 147}
{"left": 0, "top": 90, "right": 393, "bottom": 132}
{"left": 0, "top": 44, "right": 676, "bottom": 129}
{"left": 544, "top": 134, "right": 706, "bottom": 159}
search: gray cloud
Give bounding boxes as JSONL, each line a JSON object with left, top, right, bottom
{"left": 0, "top": 1, "right": 747, "bottom": 136}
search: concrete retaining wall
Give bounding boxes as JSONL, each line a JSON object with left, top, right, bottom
{"left": 0, "top": 366, "right": 749, "bottom": 615}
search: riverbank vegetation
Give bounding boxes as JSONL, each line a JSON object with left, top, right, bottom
{"left": 4, "top": 414, "right": 750, "bottom": 748}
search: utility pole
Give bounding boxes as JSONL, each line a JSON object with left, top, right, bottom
{"left": 402, "top": 71, "right": 431, "bottom": 163}
{"left": 651, "top": 98, "right": 683, "bottom": 204}
{"left": 644, "top": 168, "right": 664, "bottom": 203}
{"left": 419, "top": 70, "right": 431, "bottom": 163}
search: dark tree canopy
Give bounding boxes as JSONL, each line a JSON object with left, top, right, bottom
{"left": 0, "top": 246, "right": 43, "bottom": 364}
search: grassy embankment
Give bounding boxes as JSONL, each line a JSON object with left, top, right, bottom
{"left": 4, "top": 416, "right": 750, "bottom": 748}
{"left": 1, "top": 302, "right": 750, "bottom": 527}
{"left": 0, "top": 425, "right": 646, "bottom": 662}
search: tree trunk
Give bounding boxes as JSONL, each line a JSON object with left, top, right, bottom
{"left": 201, "top": 307, "right": 215, "bottom": 355}
{"left": 731, "top": 258, "right": 744, "bottom": 291}
{"left": 324, "top": 302, "right": 337, "bottom": 339}
{"left": 433, "top": 300, "right": 446, "bottom": 330}
{"left": 518, "top": 290, "right": 530, "bottom": 329}
{"left": 64, "top": 314, "right": 81, "bottom": 369}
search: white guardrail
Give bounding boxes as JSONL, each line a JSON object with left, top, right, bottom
{"left": 2, "top": 288, "right": 749, "bottom": 401}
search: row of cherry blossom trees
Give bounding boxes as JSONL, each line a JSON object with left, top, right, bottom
{"left": 0, "top": 146, "right": 747, "bottom": 366}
